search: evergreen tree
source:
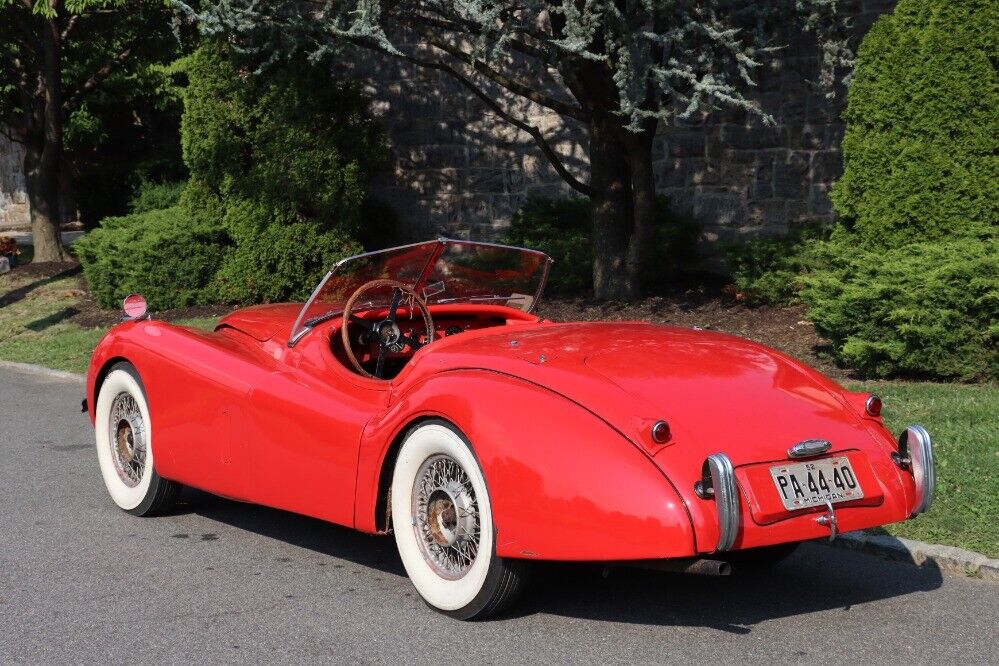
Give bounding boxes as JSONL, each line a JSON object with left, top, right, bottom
{"left": 184, "top": 0, "right": 851, "bottom": 297}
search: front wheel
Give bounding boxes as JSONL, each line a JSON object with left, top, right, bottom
{"left": 94, "top": 362, "right": 180, "bottom": 516}
{"left": 391, "top": 420, "right": 527, "bottom": 620}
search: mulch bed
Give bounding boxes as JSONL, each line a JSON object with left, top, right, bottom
{"left": 4, "top": 262, "right": 850, "bottom": 380}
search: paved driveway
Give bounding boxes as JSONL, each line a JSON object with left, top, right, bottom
{"left": 1, "top": 365, "right": 996, "bottom": 664}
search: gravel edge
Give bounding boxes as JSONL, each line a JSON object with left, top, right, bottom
{"left": 2, "top": 360, "right": 996, "bottom": 581}
{"left": 823, "top": 531, "right": 999, "bottom": 581}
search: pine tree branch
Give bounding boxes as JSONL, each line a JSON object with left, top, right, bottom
{"left": 416, "top": 30, "right": 586, "bottom": 121}
{"left": 401, "top": 11, "right": 556, "bottom": 63}
{"left": 346, "top": 36, "right": 594, "bottom": 198}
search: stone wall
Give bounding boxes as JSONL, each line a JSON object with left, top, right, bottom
{"left": 363, "top": 1, "right": 894, "bottom": 259}
{"left": 0, "top": 130, "right": 30, "bottom": 232}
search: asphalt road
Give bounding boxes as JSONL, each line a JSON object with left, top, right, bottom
{"left": 1, "top": 365, "right": 996, "bottom": 665}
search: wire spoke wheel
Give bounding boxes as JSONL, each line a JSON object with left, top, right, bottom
{"left": 108, "top": 391, "right": 146, "bottom": 488}
{"left": 412, "top": 454, "right": 481, "bottom": 580}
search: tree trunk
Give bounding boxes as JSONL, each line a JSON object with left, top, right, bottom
{"left": 26, "top": 16, "right": 71, "bottom": 263}
{"left": 623, "top": 121, "right": 658, "bottom": 290}
{"left": 24, "top": 143, "right": 69, "bottom": 263}
{"left": 588, "top": 115, "right": 659, "bottom": 300}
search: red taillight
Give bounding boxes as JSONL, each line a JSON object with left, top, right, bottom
{"left": 651, "top": 420, "right": 671, "bottom": 443}
{"left": 865, "top": 394, "right": 882, "bottom": 417}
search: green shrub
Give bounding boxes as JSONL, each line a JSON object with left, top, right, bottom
{"left": 505, "top": 196, "right": 592, "bottom": 294}
{"left": 75, "top": 207, "right": 227, "bottom": 309}
{"left": 726, "top": 226, "right": 829, "bottom": 306}
{"left": 803, "top": 236, "right": 998, "bottom": 381}
{"left": 212, "top": 198, "right": 361, "bottom": 303}
{"left": 80, "top": 44, "right": 386, "bottom": 308}
{"left": 179, "top": 43, "right": 386, "bottom": 302}
{"left": 129, "top": 180, "right": 186, "bottom": 214}
{"left": 829, "top": 0, "right": 998, "bottom": 247}
{"left": 505, "top": 195, "right": 699, "bottom": 295}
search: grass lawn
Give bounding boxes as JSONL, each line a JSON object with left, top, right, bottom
{"left": 1, "top": 263, "right": 997, "bottom": 557}
{"left": 848, "top": 382, "right": 998, "bottom": 559}
{"left": 0, "top": 267, "right": 217, "bottom": 374}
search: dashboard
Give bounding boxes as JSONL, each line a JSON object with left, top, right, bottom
{"left": 331, "top": 311, "right": 510, "bottom": 377}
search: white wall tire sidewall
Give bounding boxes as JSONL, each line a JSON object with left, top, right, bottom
{"left": 95, "top": 369, "right": 154, "bottom": 511}
{"left": 392, "top": 423, "right": 494, "bottom": 612}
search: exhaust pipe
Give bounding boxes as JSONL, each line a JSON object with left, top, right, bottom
{"left": 624, "top": 557, "right": 732, "bottom": 576}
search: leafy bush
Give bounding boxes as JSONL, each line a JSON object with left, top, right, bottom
{"left": 829, "top": 0, "right": 998, "bottom": 247}
{"left": 80, "top": 44, "right": 385, "bottom": 308}
{"left": 505, "top": 197, "right": 593, "bottom": 294}
{"left": 179, "top": 44, "right": 386, "bottom": 303}
{"left": 726, "top": 226, "right": 828, "bottom": 306}
{"left": 803, "top": 236, "right": 998, "bottom": 381}
{"left": 74, "top": 207, "right": 227, "bottom": 310}
{"left": 129, "top": 180, "right": 186, "bottom": 214}
{"left": 728, "top": 1, "right": 998, "bottom": 380}
{"left": 211, "top": 198, "right": 361, "bottom": 303}
{"left": 505, "top": 195, "right": 699, "bottom": 295}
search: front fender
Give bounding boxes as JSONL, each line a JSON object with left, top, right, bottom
{"left": 356, "top": 370, "right": 696, "bottom": 561}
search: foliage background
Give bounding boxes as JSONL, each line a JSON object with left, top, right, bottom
{"left": 729, "top": 0, "right": 998, "bottom": 381}
{"left": 77, "top": 43, "right": 387, "bottom": 308}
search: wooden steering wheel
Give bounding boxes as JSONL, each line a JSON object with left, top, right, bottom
{"left": 341, "top": 279, "right": 434, "bottom": 379}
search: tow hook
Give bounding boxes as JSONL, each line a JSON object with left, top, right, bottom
{"left": 815, "top": 500, "right": 838, "bottom": 541}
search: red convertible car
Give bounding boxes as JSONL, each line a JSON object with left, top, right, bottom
{"left": 85, "top": 238, "right": 935, "bottom": 619}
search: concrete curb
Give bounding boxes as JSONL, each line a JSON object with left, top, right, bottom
{"left": 0, "top": 360, "right": 85, "bottom": 383}
{"left": 826, "top": 531, "right": 999, "bottom": 581}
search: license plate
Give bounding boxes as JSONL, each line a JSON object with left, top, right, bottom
{"left": 769, "top": 456, "right": 864, "bottom": 511}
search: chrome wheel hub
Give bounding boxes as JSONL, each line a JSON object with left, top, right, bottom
{"left": 108, "top": 392, "right": 145, "bottom": 487}
{"left": 413, "top": 455, "right": 480, "bottom": 580}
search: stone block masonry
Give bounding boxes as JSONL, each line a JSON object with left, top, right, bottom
{"left": 359, "top": 2, "right": 894, "bottom": 264}
{"left": 0, "top": 131, "right": 30, "bottom": 232}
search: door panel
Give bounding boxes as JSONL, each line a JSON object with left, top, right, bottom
{"left": 244, "top": 370, "right": 377, "bottom": 527}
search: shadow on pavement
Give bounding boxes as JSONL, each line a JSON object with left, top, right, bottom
{"left": 179, "top": 488, "right": 407, "bottom": 577}
{"left": 177, "top": 488, "right": 943, "bottom": 631}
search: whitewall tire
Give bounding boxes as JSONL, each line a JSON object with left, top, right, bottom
{"left": 391, "top": 419, "right": 527, "bottom": 619}
{"left": 94, "top": 362, "right": 180, "bottom": 516}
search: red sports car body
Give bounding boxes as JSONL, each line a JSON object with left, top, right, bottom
{"left": 86, "top": 239, "right": 935, "bottom": 618}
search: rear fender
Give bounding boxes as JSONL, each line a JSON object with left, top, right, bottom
{"left": 356, "top": 370, "right": 696, "bottom": 561}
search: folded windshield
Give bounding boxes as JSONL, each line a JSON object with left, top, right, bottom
{"left": 289, "top": 239, "right": 552, "bottom": 344}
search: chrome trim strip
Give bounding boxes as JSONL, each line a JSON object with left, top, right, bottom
{"left": 904, "top": 424, "right": 935, "bottom": 515}
{"left": 706, "top": 453, "right": 740, "bottom": 552}
{"left": 787, "top": 438, "right": 832, "bottom": 459}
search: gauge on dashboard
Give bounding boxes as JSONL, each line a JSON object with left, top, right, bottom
{"left": 445, "top": 326, "right": 463, "bottom": 336}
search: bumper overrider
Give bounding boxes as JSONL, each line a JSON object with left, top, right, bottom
{"left": 697, "top": 424, "right": 936, "bottom": 552}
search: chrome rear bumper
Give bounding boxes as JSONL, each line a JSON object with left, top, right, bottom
{"left": 705, "top": 453, "right": 740, "bottom": 552}
{"left": 899, "top": 424, "right": 935, "bottom": 515}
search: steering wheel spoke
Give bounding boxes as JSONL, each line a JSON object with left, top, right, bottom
{"left": 340, "top": 279, "right": 434, "bottom": 380}
{"left": 348, "top": 314, "right": 375, "bottom": 332}
{"left": 398, "top": 334, "right": 424, "bottom": 349}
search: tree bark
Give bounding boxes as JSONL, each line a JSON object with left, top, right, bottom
{"left": 623, "top": 120, "right": 658, "bottom": 291}
{"left": 589, "top": 114, "right": 636, "bottom": 300}
{"left": 25, "top": 15, "right": 71, "bottom": 263}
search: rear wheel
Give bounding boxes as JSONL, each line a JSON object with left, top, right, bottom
{"left": 94, "top": 362, "right": 180, "bottom": 516}
{"left": 391, "top": 420, "right": 527, "bottom": 619}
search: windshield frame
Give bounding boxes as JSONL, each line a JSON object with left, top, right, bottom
{"left": 288, "top": 238, "right": 552, "bottom": 347}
